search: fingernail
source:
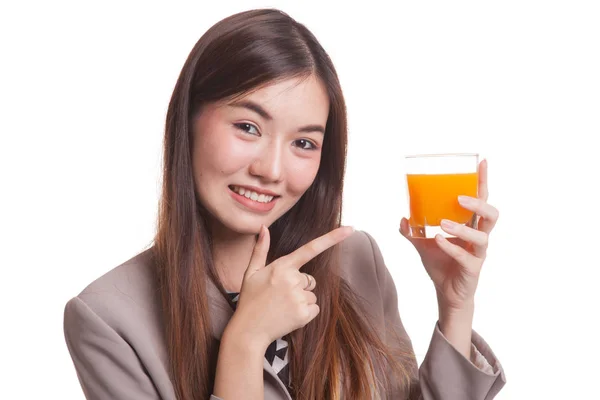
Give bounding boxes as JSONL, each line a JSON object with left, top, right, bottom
{"left": 347, "top": 226, "right": 355, "bottom": 233}
{"left": 458, "top": 195, "right": 472, "bottom": 205}
{"left": 440, "top": 219, "right": 456, "bottom": 230}
{"left": 258, "top": 225, "right": 265, "bottom": 240}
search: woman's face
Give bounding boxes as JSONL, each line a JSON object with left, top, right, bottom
{"left": 192, "top": 75, "right": 330, "bottom": 235}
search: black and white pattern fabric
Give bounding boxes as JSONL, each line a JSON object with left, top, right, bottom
{"left": 226, "top": 292, "right": 290, "bottom": 389}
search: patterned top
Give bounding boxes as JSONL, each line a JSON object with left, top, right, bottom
{"left": 226, "top": 292, "right": 291, "bottom": 390}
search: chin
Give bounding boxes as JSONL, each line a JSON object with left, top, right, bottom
{"left": 216, "top": 213, "right": 271, "bottom": 236}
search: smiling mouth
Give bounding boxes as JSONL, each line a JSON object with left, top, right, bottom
{"left": 228, "top": 185, "right": 280, "bottom": 203}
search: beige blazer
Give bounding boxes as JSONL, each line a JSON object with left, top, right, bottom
{"left": 64, "top": 230, "right": 506, "bottom": 399}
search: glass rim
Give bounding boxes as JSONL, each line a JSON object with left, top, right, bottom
{"left": 404, "top": 152, "right": 479, "bottom": 159}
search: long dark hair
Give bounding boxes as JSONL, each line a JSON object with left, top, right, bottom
{"left": 153, "top": 8, "right": 416, "bottom": 399}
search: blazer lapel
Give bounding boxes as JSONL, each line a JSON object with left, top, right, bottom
{"left": 263, "top": 358, "right": 293, "bottom": 400}
{"left": 206, "top": 278, "right": 292, "bottom": 400}
{"left": 206, "top": 277, "right": 233, "bottom": 340}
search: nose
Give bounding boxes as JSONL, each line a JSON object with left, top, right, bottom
{"left": 248, "top": 140, "right": 283, "bottom": 182}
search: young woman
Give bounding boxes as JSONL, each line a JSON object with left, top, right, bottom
{"left": 64, "top": 8, "right": 506, "bottom": 400}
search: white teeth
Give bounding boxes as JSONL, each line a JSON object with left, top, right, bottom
{"left": 232, "top": 186, "right": 275, "bottom": 203}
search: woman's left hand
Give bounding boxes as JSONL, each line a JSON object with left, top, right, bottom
{"left": 400, "top": 159, "right": 499, "bottom": 312}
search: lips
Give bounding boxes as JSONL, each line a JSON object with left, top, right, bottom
{"left": 228, "top": 185, "right": 280, "bottom": 197}
{"left": 228, "top": 186, "right": 279, "bottom": 212}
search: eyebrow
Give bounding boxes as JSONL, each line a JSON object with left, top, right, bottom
{"left": 229, "top": 100, "right": 326, "bottom": 135}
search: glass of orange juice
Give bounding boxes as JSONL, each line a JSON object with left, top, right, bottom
{"left": 405, "top": 153, "right": 479, "bottom": 238}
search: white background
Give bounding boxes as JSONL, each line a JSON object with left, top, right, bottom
{"left": 1, "top": 1, "right": 599, "bottom": 398}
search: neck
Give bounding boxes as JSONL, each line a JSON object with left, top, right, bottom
{"left": 209, "top": 220, "right": 258, "bottom": 293}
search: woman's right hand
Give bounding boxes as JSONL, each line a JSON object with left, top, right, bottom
{"left": 225, "top": 224, "right": 355, "bottom": 350}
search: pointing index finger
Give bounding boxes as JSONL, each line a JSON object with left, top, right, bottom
{"left": 287, "top": 226, "right": 355, "bottom": 269}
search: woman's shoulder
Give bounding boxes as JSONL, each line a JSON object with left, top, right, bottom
{"left": 64, "top": 247, "right": 161, "bottom": 333}
{"left": 340, "top": 229, "right": 385, "bottom": 273}
{"left": 63, "top": 248, "right": 172, "bottom": 396}
{"left": 339, "top": 230, "right": 387, "bottom": 301}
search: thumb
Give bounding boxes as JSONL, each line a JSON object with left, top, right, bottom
{"left": 399, "top": 217, "right": 425, "bottom": 240}
{"left": 244, "top": 224, "right": 270, "bottom": 280}
{"left": 399, "top": 217, "right": 410, "bottom": 238}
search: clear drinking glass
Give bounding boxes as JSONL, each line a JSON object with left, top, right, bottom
{"left": 405, "top": 153, "right": 479, "bottom": 238}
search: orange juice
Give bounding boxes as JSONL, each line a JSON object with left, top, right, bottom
{"left": 407, "top": 172, "right": 478, "bottom": 226}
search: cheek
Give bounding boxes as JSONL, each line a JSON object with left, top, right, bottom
{"left": 285, "top": 156, "right": 321, "bottom": 196}
{"left": 194, "top": 129, "right": 255, "bottom": 176}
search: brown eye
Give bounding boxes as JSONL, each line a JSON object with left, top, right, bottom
{"left": 294, "top": 139, "right": 317, "bottom": 150}
{"left": 233, "top": 123, "right": 260, "bottom": 136}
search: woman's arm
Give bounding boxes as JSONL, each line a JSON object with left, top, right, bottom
{"left": 212, "top": 316, "right": 268, "bottom": 399}
{"left": 364, "top": 231, "right": 506, "bottom": 400}
{"left": 64, "top": 297, "right": 163, "bottom": 400}
{"left": 437, "top": 293, "right": 475, "bottom": 360}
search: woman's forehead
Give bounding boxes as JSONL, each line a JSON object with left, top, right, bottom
{"left": 224, "top": 76, "right": 329, "bottom": 121}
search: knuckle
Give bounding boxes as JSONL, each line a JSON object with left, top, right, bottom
{"left": 481, "top": 234, "right": 489, "bottom": 247}
{"left": 268, "top": 274, "right": 277, "bottom": 286}
{"left": 285, "top": 273, "right": 298, "bottom": 287}
{"left": 298, "top": 306, "right": 311, "bottom": 322}
{"left": 269, "top": 268, "right": 286, "bottom": 286}
{"left": 492, "top": 208, "right": 500, "bottom": 221}
{"left": 303, "top": 242, "right": 318, "bottom": 256}
{"left": 293, "top": 290, "right": 305, "bottom": 303}
{"left": 268, "top": 269, "right": 279, "bottom": 285}
{"left": 271, "top": 256, "right": 285, "bottom": 268}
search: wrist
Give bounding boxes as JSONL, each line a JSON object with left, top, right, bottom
{"left": 436, "top": 296, "right": 474, "bottom": 360}
{"left": 436, "top": 292, "right": 475, "bottom": 319}
{"left": 438, "top": 308, "right": 474, "bottom": 334}
{"left": 438, "top": 302, "right": 474, "bottom": 328}
{"left": 223, "top": 316, "right": 270, "bottom": 354}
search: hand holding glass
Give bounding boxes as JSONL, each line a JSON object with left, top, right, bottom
{"left": 405, "top": 153, "right": 479, "bottom": 239}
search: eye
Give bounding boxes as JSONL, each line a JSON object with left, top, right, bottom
{"left": 294, "top": 139, "right": 318, "bottom": 151}
{"left": 233, "top": 123, "right": 260, "bottom": 136}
